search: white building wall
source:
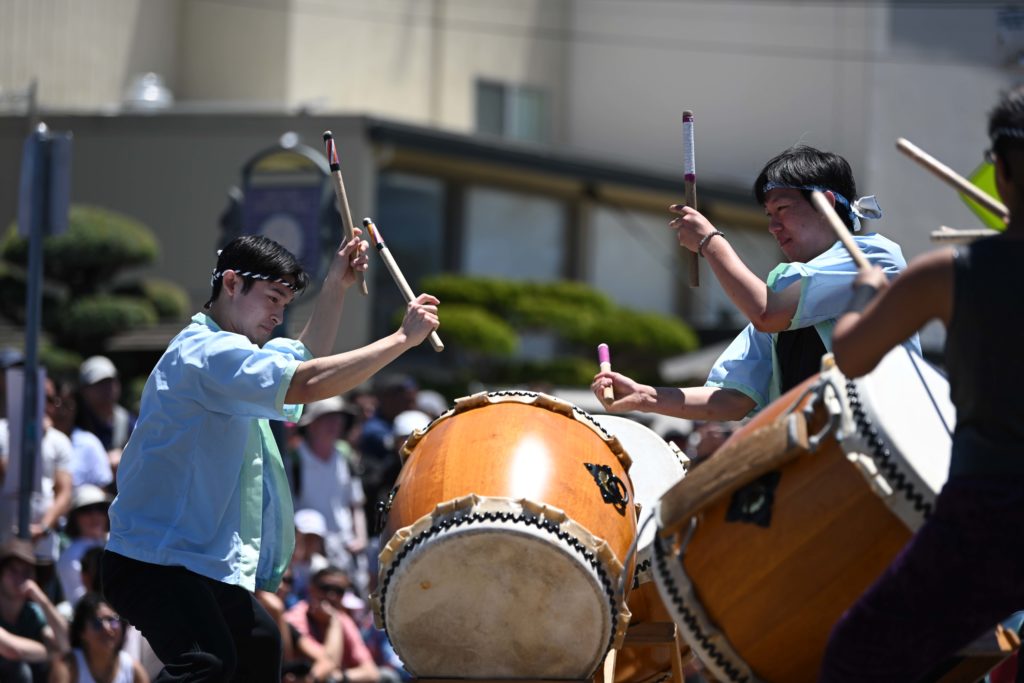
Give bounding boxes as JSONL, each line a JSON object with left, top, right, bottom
{"left": 0, "top": 0, "right": 181, "bottom": 111}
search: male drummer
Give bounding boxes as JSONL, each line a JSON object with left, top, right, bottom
{"left": 102, "top": 234, "right": 440, "bottom": 682}
{"left": 592, "top": 145, "right": 920, "bottom": 421}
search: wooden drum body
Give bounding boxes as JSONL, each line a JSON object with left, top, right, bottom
{"left": 370, "top": 391, "right": 638, "bottom": 680}
{"left": 652, "top": 350, "right": 953, "bottom": 683}
{"left": 593, "top": 415, "right": 691, "bottom": 683}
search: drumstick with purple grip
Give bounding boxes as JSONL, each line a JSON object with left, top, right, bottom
{"left": 362, "top": 217, "right": 444, "bottom": 353}
{"left": 323, "top": 131, "right": 368, "bottom": 295}
{"left": 682, "top": 110, "right": 700, "bottom": 288}
{"left": 598, "top": 343, "right": 614, "bottom": 401}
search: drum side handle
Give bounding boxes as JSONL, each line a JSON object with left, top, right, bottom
{"left": 654, "top": 412, "right": 810, "bottom": 537}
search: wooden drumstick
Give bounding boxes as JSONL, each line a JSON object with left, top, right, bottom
{"left": 323, "top": 131, "right": 368, "bottom": 295}
{"left": 896, "top": 137, "right": 1009, "bottom": 222}
{"left": 362, "top": 217, "right": 444, "bottom": 353}
{"left": 810, "top": 191, "right": 871, "bottom": 272}
{"left": 682, "top": 111, "right": 700, "bottom": 287}
{"left": 597, "top": 343, "right": 614, "bottom": 401}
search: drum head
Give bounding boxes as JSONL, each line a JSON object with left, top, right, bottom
{"left": 592, "top": 415, "right": 688, "bottom": 556}
{"left": 381, "top": 517, "right": 614, "bottom": 679}
{"left": 842, "top": 346, "right": 954, "bottom": 526}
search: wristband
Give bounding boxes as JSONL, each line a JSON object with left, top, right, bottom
{"left": 698, "top": 230, "right": 725, "bottom": 257}
{"left": 847, "top": 283, "right": 879, "bottom": 313}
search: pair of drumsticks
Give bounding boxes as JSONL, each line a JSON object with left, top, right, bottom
{"left": 323, "top": 131, "right": 443, "bottom": 352}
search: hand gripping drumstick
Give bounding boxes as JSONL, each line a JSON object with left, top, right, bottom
{"left": 682, "top": 111, "right": 700, "bottom": 287}
{"left": 810, "top": 191, "right": 871, "bottom": 272}
{"left": 896, "top": 137, "right": 1009, "bottom": 222}
{"left": 362, "top": 217, "right": 444, "bottom": 353}
{"left": 597, "top": 343, "right": 614, "bottom": 401}
{"left": 323, "top": 131, "right": 368, "bottom": 296}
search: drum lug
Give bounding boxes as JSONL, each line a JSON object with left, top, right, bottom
{"left": 376, "top": 485, "right": 400, "bottom": 533}
{"left": 584, "top": 463, "right": 630, "bottom": 515}
{"left": 725, "top": 470, "right": 781, "bottom": 527}
{"left": 805, "top": 378, "right": 844, "bottom": 453}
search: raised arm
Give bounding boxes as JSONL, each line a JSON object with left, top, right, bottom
{"left": 833, "top": 249, "right": 954, "bottom": 378}
{"left": 670, "top": 205, "right": 800, "bottom": 332}
{"left": 285, "top": 293, "right": 439, "bottom": 404}
{"left": 296, "top": 231, "right": 370, "bottom": 358}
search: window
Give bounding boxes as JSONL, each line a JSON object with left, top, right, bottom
{"left": 475, "top": 80, "right": 549, "bottom": 144}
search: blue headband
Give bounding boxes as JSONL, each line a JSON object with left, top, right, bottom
{"left": 761, "top": 182, "right": 882, "bottom": 232}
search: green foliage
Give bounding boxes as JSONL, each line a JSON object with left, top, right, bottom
{"left": 55, "top": 295, "right": 158, "bottom": 349}
{"left": 115, "top": 278, "right": 190, "bottom": 320}
{"left": 3, "top": 205, "right": 158, "bottom": 295}
{"left": 418, "top": 274, "right": 698, "bottom": 386}
{"left": 39, "top": 344, "right": 82, "bottom": 379}
{"left": 399, "top": 303, "right": 518, "bottom": 356}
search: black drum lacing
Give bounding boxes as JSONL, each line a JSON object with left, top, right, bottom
{"left": 632, "top": 558, "right": 651, "bottom": 590}
{"left": 844, "top": 379, "right": 933, "bottom": 518}
{"left": 653, "top": 533, "right": 749, "bottom": 683}
{"left": 483, "top": 390, "right": 615, "bottom": 440}
{"left": 377, "top": 509, "right": 622, "bottom": 666}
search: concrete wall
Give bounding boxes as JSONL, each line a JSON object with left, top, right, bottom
{"left": 0, "top": 0, "right": 181, "bottom": 111}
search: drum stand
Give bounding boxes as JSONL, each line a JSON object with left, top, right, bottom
{"left": 611, "top": 620, "right": 694, "bottom": 683}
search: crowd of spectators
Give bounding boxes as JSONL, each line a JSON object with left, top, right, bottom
{"left": 0, "top": 347, "right": 438, "bottom": 683}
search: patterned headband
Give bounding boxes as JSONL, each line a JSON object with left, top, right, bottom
{"left": 210, "top": 269, "right": 299, "bottom": 292}
{"left": 761, "top": 182, "right": 882, "bottom": 232}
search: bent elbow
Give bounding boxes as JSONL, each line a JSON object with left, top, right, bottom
{"left": 750, "top": 314, "right": 788, "bottom": 334}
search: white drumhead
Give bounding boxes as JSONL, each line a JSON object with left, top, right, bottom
{"left": 840, "top": 346, "right": 955, "bottom": 527}
{"left": 592, "top": 415, "right": 688, "bottom": 556}
{"left": 382, "top": 520, "right": 613, "bottom": 679}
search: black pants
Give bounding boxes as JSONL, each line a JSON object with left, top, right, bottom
{"left": 101, "top": 551, "right": 281, "bottom": 683}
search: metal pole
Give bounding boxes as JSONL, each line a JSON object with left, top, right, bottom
{"left": 18, "top": 125, "right": 48, "bottom": 540}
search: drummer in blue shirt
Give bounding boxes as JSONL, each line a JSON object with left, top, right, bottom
{"left": 592, "top": 145, "right": 919, "bottom": 421}
{"left": 102, "top": 233, "right": 440, "bottom": 683}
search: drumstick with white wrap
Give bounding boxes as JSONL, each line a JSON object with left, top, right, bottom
{"left": 810, "top": 191, "right": 871, "bottom": 272}
{"left": 682, "top": 110, "right": 700, "bottom": 287}
{"left": 323, "top": 130, "right": 368, "bottom": 296}
{"left": 896, "top": 137, "right": 1009, "bottom": 222}
{"left": 362, "top": 217, "right": 444, "bottom": 353}
{"left": 597, "top": 343, "right": 614, "bottom": 401}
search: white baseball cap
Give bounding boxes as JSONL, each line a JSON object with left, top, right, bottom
{"left": 79, "top": 356, "right": 118, "bottom": 386}
{"left": 294, "top": 508, "right": 328, "bottom": 537}
{"left": 393, "top": 409, "right": 431, "bottom": 437}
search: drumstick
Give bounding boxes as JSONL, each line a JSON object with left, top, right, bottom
{"left": 597, "top": 343, "right": 614, "bottom": 401}
{"left": 896, "top": 137, "right": 1009, "bottom": 222}
{"left": 810, "top": 191, "right": 871, "bottom": 272}
{"left": 323, "top": 131, "right": 368, "bottom": 296}
{"left": 362, "top": 217, "right": 444, "bottom": 353}
{"left": 682, "top": 110, "right": 700, "bottom": 287}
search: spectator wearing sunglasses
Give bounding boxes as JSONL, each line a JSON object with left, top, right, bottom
{"left": 285, "top": 567, "right": 379, "bottom": 683}
{"left": 50, "top": 592, "right": 148, "bottom": 683}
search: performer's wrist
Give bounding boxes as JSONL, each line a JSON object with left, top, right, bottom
{"left": 847, "top": 283, "right": 879, "bottom": 313}
{"left": 698, "top": 230, "right": 725, "bottom": 257}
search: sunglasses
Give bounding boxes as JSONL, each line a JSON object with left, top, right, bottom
{"left": 314, "top": 583, "right": 349, "bottom": 597}
{"left": 89, "top": 615, "right": 123, "bottom": 630}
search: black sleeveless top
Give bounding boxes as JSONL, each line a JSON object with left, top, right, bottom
{"left": 776, "top": 326, "right": 827, "bottom": 396}
{"left": 946, "top": 237, "right": 1024, "bottom": 473}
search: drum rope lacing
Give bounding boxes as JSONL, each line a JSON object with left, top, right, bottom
{"left": 480, "top": 390, "right": 618, "bottom": 440}
{"left": 652, "top": 532, "right": 751, "bottom": 683}
{"left": 377, "top": 508, "right": 622, "bottom": 669}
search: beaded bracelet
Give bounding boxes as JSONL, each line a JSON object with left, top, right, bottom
{"left": 698, "top": 230, "right": 725, "bottom": 257}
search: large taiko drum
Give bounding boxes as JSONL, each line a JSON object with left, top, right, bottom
{"left": 593, "top": 415, "right": 691, "bottom": 683}
{"left": 370, "top": 391, "right": 638, "bottom": 680}
{"left": 651, "top": 348, "right": 953, "bottom": 683}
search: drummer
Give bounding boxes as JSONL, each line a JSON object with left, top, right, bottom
{"left": 592, "top": 145, "right": 920, "bottom": 421}
{"left": 819, "top": 87, "right": 1024, "bottom": 682}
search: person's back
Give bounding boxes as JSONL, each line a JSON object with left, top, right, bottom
{"left": 946, "top": 237, "right": 1024, "bottom": 456}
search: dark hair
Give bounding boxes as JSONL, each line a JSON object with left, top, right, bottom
{"left": 65, "top": 503, "right": 110, "bottom": 539}
{"left": 80, "top": 546, "right": 104, "bottom": 594}
{"left": 311, "top": 565, "right": 351, "bottom": 586}
{"left": 753, "top": 145, "right": 858, "bottom": 230}
{"left": 989, "top": 85, "right": 1024, "bottom": 183}
{"left": 70, "top": 592, "right": 126, "bottom": 651}
{"left": 204, "top": 235, "right": 310, "bottom": 309}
